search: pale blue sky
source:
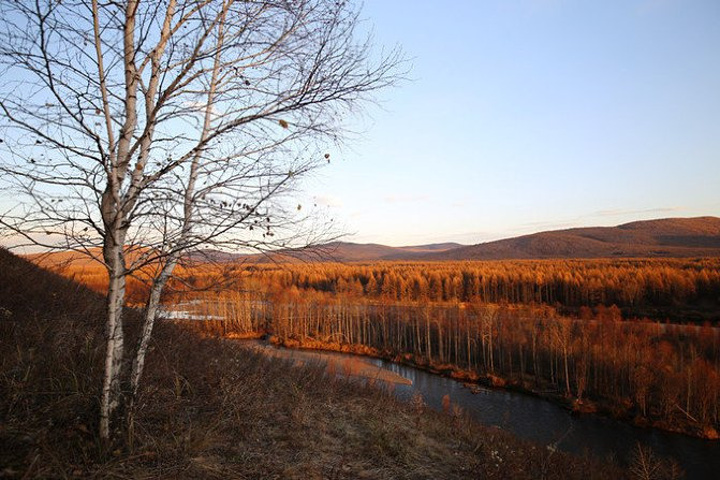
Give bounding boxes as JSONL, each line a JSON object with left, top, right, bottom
{"left": 304, "top": 0, "right": 720, "bottom": 246}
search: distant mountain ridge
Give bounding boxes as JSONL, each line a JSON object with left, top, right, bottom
{"left": 225, "top": 242, "right": 463, "bottom": 263}
{"left": 287, "top": 216, "right": 720, "bottom": 262}
{"left": 423, "top": 216, "right": 720, "bottom": 261}
{"left": 24, "top": 216, "right": 720, "bottom": 265}
{"left": 295, "top": 241, "right": 464, "bottom": 262}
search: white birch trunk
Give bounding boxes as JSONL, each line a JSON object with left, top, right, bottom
{"left": 129, "top": 0, "right": 225, "bottom": 404}
{"left": 129, "top": 258, "right": 176, "bottom": 398}
{"left": 100, "top": 241, "right": 126, "bottom": 441}
{"left": 98, "top": 0, "right": 139, "bottom": 441}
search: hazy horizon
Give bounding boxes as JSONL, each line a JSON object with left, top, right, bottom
{"left": 327, "top": 214, "right": 718, "bottom": 248}
{"left": 302, "top": 0, "right": 720, "bottom": 246}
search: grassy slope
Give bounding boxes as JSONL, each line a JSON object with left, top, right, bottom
{"left": 0, "top": 248, "right": 635, "bottom": 479}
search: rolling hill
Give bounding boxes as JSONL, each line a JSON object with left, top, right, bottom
{"left": 424, "top": 216, "right": 720, "bottom": 261}
{"left": 21, "top": 216, "right": 720, "bottom": 266}
{"left": 258, "top": 216, "right": 720, "bottom": 262}
{"left": 281, "top": 241, "right": 464, "bottom": 262}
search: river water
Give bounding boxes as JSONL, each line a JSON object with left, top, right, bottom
{"left": 247, "top": 342, "right": 720, "bottom": 480}
{"left": 374, "top": 357, "right": 720, "bottom": 480}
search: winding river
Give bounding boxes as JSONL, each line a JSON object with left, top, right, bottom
{"left": 244, "top": 341, "right": 720, "bottom": 480}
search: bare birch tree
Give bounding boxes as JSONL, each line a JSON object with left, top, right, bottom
{"left": 0, "top": 0, "right": 403, "bottom": 441}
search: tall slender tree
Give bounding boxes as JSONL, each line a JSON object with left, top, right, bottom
{"left": 0, "top": 0, "right": 403, "bottom": 441}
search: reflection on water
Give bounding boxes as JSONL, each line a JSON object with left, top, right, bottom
{"left": 369, "top": 357, "right": 720, "bottom": 480}
{"left": 251, "top": 343, "right": 720, "bottom": 480}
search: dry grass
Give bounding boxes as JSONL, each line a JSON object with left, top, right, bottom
{"left": 1, "top": 248, "right": 629, "bottom": 479}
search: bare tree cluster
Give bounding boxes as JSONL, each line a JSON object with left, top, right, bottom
{"left": 173, "top": 264, "right": 720, "bottom": 437}
{"left": 233, "top": 258, "right": 720, "bottom": 321}
{"left": 0, "top": 0, "right": 402, "bottom": 441}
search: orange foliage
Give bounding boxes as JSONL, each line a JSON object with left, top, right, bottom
{"left": 31, "top": 253, "right": 720, "bottom": 437}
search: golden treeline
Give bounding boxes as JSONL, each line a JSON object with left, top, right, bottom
{"left": 234, "top": 258, "right": 720, "bottom": 309}
{"left": 53, "top": 257, "right": 720, "bottom": 436}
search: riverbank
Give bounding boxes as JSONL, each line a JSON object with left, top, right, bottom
{"left": 237, "top": 340, "right": 413, "bottom": 385}
{"left": 263, "top": 334, "right": 719, "bottom": 441}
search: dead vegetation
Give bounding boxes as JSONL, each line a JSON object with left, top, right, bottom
{"left": 1, "top": 248, "right": 631, "bottom": 479}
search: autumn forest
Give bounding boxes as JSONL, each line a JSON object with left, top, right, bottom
{"left": 3, "top": 0, "right": 719, "bottom": 477}
{"left": 49, "top": 256, "right": 720, "bottom": 439}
